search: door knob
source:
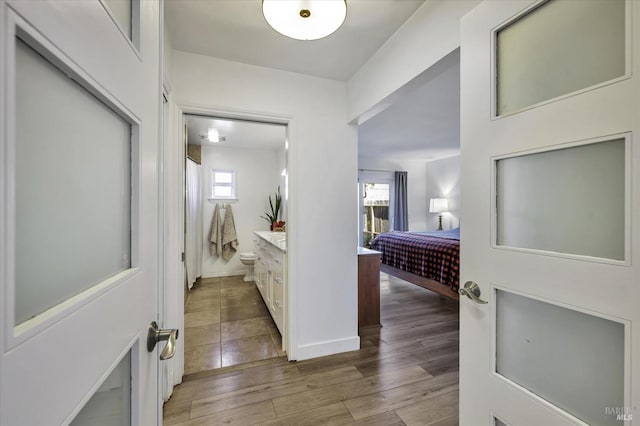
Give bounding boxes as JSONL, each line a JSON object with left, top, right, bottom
{"left": 459, "top": 281, "right": 488, "bottom": 304}
{"left": 147, "top": 321, "right": 179, "bottom": 360}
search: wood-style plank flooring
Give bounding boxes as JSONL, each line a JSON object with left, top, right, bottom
{"left": 164, "top": 272, "right": 459, "bottom": 425}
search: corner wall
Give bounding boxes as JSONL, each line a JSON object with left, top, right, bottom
{"left": 426, "top": 155, "right": 461, "bottom": 230}
{"left": 348, "top": 0, "right": 481, "bottom": 123}
{"left": 172, "top": 51, "right": 359, "bottom": 360}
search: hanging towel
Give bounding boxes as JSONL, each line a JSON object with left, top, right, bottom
{"left": 221, "top": 205, "right": 238, "bottom": 261}
{"left": 209, "top": 204, "right": 222, "bottom": 258}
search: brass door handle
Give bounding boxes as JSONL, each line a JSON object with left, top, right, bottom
{"left": 459, "top": 281, "right": 488, "bottom": 304}
{"left": 147, "top": 321, "right": 179, "bottom": 360}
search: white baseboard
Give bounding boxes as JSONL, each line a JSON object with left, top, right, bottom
{"left": 295, "top": 335, "right": 360, "bottom": 361}
{"left": 202, "top": 270, "right": 246, "bottom": 279}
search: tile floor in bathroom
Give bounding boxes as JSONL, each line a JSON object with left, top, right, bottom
{"left": 184, "top": 276, "right": 285, "bottom": 376}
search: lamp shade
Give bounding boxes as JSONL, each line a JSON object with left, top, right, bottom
{"left": 262, "top": 0, "right": 347, "bottom": 41}
{"left": 429, "top": 198, "right": 448, "bottom": 213}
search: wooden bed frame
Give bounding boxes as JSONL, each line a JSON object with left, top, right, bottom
{"left": 381, "top": 263, "right": 460, "bottom": 302}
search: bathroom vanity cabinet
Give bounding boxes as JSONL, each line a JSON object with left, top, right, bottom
{"left": 254, "top": 232, "right": 287, "bottom": 344}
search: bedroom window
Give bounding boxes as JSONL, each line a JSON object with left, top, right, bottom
{"left": 210, "top": 169, "right": 236, "bottom": 200}
{"left": 362, "top": 183, "right": 390, "bottom": 247}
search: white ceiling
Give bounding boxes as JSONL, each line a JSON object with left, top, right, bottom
{"left": 164, "top": 0, "right": 425, "bottom": 82}
{"left": 186, "top": 115, "right": 286, "bottom": 150}
{"left": 358, "top": 50, "right": 460, "bottom": 162}
{"left": 166, "top": 0, "right": 460, "bottom": 161}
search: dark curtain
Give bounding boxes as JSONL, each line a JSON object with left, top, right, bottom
{"left": 393, "top": 171, "right": 408, "bottom": 231}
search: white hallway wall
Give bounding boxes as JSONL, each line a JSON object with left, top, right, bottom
{"left": 172, "top": 51, "right": 359, "bottom": 359}
{"left": 425, "top": 155, "right": 461, "bottom": 231}
{"left": 170, "top": 0, "right": 479, "bottom": 360}
{"left": 201, "top": 146, "right": 280, "bottom": 278}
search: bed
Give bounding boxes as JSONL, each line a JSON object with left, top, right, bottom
{"left": 369, "top": 228, "right": 460, "bottom": 297}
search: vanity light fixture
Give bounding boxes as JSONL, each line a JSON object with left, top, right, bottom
{"left": 208, "top": 128, "right": 220, "bottom": 142}
{"left": 204, "top": 128, "right": 226, "bottom": 143}
{"left": 262, "top": 0, "right": 347, "bottom": 41}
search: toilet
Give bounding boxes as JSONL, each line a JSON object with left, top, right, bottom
{"left": 239, "top": 252, "right": 258, "bottom": 282}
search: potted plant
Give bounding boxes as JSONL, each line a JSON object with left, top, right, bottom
{"left": 261, "top": 186, "right": 285, "bottom": 231}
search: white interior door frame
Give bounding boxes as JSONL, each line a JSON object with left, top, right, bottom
{"left": 170, "top": 103, "right": 298, "bottom": 360}
{"left": 160, "top": 87, "right": 186, "bottom": 402}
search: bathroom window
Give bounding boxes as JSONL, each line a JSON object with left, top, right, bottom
{"left": 211, "top": 169, "right": 237, "bottom": 199}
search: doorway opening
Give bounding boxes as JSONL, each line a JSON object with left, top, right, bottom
{"left": 182, "top": 113, "right": 288, "bottom": 376}
{"left": 355, "top": 49, "right": 462, "bottom": 421}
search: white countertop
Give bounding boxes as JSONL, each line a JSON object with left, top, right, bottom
{"left": 255, "top": 231, "right": 286, "bottom": 252}
{"left": 358, "top": 247, "right": 381, "bottom": 256}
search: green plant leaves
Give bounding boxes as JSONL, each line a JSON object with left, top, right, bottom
{"left": 262, "top": 186, "right": 282, "bottom": 224}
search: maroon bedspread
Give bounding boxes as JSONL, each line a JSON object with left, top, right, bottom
{"left": 370, "top": 232, "right": 460, "bottom": 291}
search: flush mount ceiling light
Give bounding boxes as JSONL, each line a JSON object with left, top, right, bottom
{"left": 262, "top": 0, "right": 347, "bottom": 41}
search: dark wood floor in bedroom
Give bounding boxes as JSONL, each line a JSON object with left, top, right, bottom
{"left": 163, "top": 272, "right": 460, "bottom": 425}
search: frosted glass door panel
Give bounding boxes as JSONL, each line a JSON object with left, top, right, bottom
{"left": 496, "top": 0, "right": 625, "bottom": 115}
{"left": 103, "top": 0, "right": 132, "bottom": 39}
{"left": 70, "top": 352, "right": 131, "bottom": 426}
{"left": 496, "top": 290, "right": 624, "bottom": 426}
{"left": 15, "top": 39, "right": 131, "bottom": 324}
{"left": 496, "top": 139, "right": 625, "bottom": 260}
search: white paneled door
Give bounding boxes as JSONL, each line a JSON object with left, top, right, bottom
{"left": 460, "top": 0, "right": 639, "bottom": 425}
{"left": 1, "top": 1, "right": 162, "bottom": 424}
